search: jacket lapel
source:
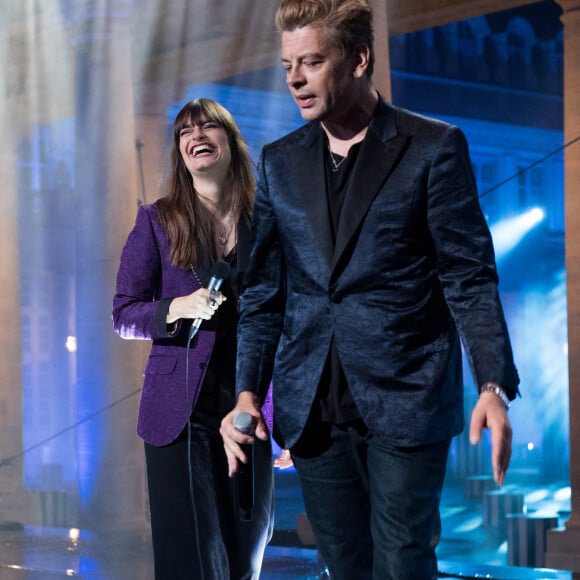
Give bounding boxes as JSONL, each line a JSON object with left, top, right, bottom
{"left": 291, "top": 124, "right": 334, "bottom": 268}
{"left": 331, "top": 101, "right": 409, "bottom": 275}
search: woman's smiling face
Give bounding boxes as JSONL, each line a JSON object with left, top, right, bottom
{"left": 178, "top": 116, "right": 232, "bottom": 179}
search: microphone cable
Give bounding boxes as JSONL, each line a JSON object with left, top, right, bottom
{"left": 182, "top": 259, "right": 229, "bottom": 580}
{"left": 184, "top": 327, "right": 205, "bottom": 580}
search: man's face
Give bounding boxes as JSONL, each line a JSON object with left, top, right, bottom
{"left": 281, "top": 25, "right": 357, "bottom": 123}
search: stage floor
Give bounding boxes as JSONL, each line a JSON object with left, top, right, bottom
{"left": 0, "top": 470, "right": 573, "bottom": 579}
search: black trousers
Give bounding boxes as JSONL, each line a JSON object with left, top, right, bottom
{"left": 144, "top": 417, "right": 274, "bottom": 580}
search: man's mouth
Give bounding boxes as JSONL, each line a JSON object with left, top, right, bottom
{"left": 295, "top": 94, "right": 315, "bottom": 108}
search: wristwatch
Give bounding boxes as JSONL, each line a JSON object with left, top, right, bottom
{"left": 479, "top": 382, "right": 510, "bottom": 409}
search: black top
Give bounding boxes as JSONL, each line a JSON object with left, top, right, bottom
{"left": 191, "top": 246, "right": 239, "bottom": 426}
{"left": 317, "top": 142, "right": 363, "bottom": 425}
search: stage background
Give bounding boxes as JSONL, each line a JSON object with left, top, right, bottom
{"left": 0, "top": 0, "right": 568, "bottom": 561}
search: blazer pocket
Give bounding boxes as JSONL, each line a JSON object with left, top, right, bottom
{"left": 144, "top": 355, "right": 178, "bottom": 376}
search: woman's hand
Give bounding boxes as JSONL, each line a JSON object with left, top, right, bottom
{"left": 166, "top": 288, "right": 226, "bottom": 324}
{"left": 274, "top": 449, "right": 294, "bottom": 470}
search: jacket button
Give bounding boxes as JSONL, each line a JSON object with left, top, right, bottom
{"left": 331, "top": 292, "right": 343, "bottom": 304}
{"left": 199, "top": 362, "right": 206, "bottom": 370}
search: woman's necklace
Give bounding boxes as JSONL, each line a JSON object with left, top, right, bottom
{"left": 217, "top": 213, "right": 235, "bottom": 246}
{"left": 329, "top": 149, "right": 346, "bottom": 172}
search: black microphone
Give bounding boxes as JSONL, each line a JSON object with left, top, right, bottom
{"left": 188, "top": 260, "right": 230, "bottom": 341}
{"left": 233, "top": 412, "right": 256, "bottom": 521}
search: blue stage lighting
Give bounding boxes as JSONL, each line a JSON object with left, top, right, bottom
{"left": 490, "top": 207, "right": 546, "bottom": 258}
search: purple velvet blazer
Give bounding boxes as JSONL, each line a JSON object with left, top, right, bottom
{"left": 112, "top": 203, "right": 272, "bottom": 446}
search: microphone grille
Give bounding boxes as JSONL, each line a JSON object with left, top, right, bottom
{"left": 212, "top": 260, "right": 230, "bottom": 280}
{"left": 233, "top": 412, "right": 256, "bottom": 435}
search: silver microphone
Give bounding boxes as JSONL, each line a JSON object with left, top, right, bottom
{"left": 188, "top": 260, "right": 230, "bottom": 340}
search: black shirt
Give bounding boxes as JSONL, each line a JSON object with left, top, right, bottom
{"left": 191, "top": 246, "right": 239, "bottom": 425}
{"left": 317, "top": 141, "right": 363, "bottom": 425}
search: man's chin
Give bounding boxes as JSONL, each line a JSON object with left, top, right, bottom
{"left": 299, "top": 107, "right": 321, "bottom": 121}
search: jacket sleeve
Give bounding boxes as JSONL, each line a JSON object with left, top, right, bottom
{"left": 112, "top": 205, "right": 183, "bottom": 340}
{"left": 236, "top": 148, "right": 285, "bottom": 400}
{"left": 427, "top": 125, "right": 519, "bottom": 398}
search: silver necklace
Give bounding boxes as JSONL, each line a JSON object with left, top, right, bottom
{"left": 329, "top": 150, "right": 346, "bottom": 172}
{"left": 217, "top": 215, "right": 235, "bottom": 245}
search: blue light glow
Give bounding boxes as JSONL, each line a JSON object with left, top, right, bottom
{"left": 490, "top": 207, "right": 546, "bottom": 258}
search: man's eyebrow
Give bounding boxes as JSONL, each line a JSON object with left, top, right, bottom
{"left": 281, "top": 52, "right": 325, "bottom": 62}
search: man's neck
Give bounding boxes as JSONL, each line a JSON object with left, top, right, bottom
{"left": 322, "top": 87, "right": 379, "bottom": 157}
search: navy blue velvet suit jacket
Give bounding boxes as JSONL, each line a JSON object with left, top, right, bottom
{"left": 237, "top": 98, "right": 519, "bottom": 450}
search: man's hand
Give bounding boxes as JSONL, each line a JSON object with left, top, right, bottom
{"left": 220, "top": 391, "right": 268, "bottom": 477}
{"left": 469, "top": 391, "right": 512, "bottom": 485}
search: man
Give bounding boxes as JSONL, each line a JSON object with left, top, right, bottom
{"left": 221, "top": 0, "right": 519, "bottom": 578}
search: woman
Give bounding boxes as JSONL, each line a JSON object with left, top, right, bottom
{"left": 112, "top": 98, "right": 273, "bottom": 580}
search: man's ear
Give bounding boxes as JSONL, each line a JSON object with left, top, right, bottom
{"left": 352, "top": 44, "right": 371, "bottom": 78}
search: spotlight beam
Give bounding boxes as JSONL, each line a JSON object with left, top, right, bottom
{"left": 490, "top": 207, "right": 545, "bottom": 258}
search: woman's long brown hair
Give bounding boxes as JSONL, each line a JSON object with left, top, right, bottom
{"left": 157, "top": 98, "right": 255, "bottom": 268}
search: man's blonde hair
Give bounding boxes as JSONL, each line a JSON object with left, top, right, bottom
{"left": 275, "top": 0, "right": 375, "bottom": 77}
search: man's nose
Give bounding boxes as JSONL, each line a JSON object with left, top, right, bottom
{"left": 286, "top": 66, "right": 305, "bottom": 88}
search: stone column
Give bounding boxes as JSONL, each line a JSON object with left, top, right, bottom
{"left": 370, "top": 0, "right": 392, "bottom": 100}
{"left": 546, "top": 0, "right": 580, "bottom": 574}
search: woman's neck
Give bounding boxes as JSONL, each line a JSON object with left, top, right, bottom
{"left": 195, "top": 180, "right": 231, "bottom": 219}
